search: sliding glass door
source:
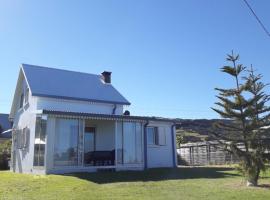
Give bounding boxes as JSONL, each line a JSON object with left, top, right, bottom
{"left": 117, "top": 122, "right": 143, "bottom": 164}
{"left": 54, "top": 119, "right": 79, "bottom": 166}
{"left": 84, "top": 127, "right": 95, "bottom": 165}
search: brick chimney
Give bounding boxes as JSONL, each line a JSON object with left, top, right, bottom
{"left": 101, "top": 71, "right": 112, "bottom": 84}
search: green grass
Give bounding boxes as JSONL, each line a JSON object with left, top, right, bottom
{"left": 0, "top": 167, "right": 270, "bottom": 200}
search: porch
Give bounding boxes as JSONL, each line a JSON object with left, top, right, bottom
{"left": 42, "top": 113, "right": 146, "bottom": 173}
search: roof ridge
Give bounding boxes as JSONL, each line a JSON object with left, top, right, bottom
{"left": 21, "top": 63, "right": 100, "bottom": 77}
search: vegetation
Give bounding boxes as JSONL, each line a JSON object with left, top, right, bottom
{"left": 0, "top": 139, "right": 11, "bottom": 170}
{"left": 212, "top": 52, "right": 270, "bottom": 186}
{"left": 176, "top": 119, "right": 230, "bottom": 144}
{"left": 0, "top": 167, "right": 269, "bottom": 200}
{"left": 176, "top": 129, "right": 209, "bottom": 145}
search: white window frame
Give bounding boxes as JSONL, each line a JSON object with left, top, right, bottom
{"left": 24, "top": 88, "right": 29, "bottom": 105}
{"left": 158, "top": 127, "right": 167, "bottom": 146}
{"left": 147, "top": 127, "right": 158, "bottom": 146}
{"left": 147, "top": 126, "right": 167, "bottom": 146}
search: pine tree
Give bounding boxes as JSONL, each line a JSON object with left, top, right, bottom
{"left": 212, "top": 52, "right": 270, "bottom": 186}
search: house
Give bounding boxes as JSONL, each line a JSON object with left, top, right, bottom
{"left": 9, "top": 64, "right": 178, "bottom": 174}
{"left": 0, "top": 113, "right": 12, "bottom": 139}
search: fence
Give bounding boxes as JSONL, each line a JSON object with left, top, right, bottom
{"left": 177, "top": 141, "right": 240, "bottom": 166}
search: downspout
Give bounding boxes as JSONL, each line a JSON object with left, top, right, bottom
{"left": 112, "top": 104, "right": 117, "bottom": 115}
{"left": 171, "top": 123, "right": 177, "bottom": 168}
{"left": 144, "top": 121, "right": 149, "bottom": 169}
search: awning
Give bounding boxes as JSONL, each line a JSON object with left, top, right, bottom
{"left": 42, "top": 110, "right": 181, "bottom": 124}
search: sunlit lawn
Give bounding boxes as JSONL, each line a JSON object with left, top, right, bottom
{"left": 0, "top": 167, "right": 270, "bottom": 200}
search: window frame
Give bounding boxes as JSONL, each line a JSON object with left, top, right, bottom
{"left": 19, "top": 93, "right": 24, "bottom": 109}
{"left": 33, "top": 117, "right": 47, "bottom": 167}
{"left": 83, "top": 126, "right": 96, "bottom": 166}
{"left": 53, "top": 118, "right": 79, "bottom": 167}
{"left": 24, "top": 88, "right": 29, "bottom": 104}
{"left": 147, "top": 127, "right": 158, "bottom": 146}
{"left": 147, "top": 126, "right": 167, "bottom": 146}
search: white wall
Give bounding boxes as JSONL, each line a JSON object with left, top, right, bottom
{"left": 36, "top": 97, "right": 124, "bottom": 115}
{"left": 11, "top": 81, "right": 38, "bottom": 174}
{"left": 147, "top": 121, "right": 175, "bottom": 168}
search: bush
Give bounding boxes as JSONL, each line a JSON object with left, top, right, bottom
{"left": 0, "top": 140, "right": 11, "bottom": 170}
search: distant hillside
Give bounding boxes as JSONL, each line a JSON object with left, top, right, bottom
{"left": 176, "top": 119, "right": 229, "bottom": 143}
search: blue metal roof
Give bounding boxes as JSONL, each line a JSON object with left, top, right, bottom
{"left": 22, "top": 64, "right": 130, "bottom": 105}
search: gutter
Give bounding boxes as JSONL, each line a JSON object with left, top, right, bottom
{"left": 144, "top": 121, "right": 149, "bottom": 169}
{"left": 171, "top": 123, "right": 177, "bottom": 168}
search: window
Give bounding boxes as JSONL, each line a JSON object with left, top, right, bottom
{"left": 123, "top": 122, "right": 136, "bottom": 164}
{"left": 158, "top": 127, "right": 166, "bottom": 146}
{"left": 147, "top": 127, "right": 167, "bottom": 146}
{"left": 147, "top": 127, "right": 158, "bottom": 145}
{"left": 84, "top": 127, "right": 95, "bottom": 165}
{"left": 19, "top": 93, "right": 24, "bottom": 109}
{"left": 116, "top": 122, "right": 143, "bottom": 164}
{"left": 54, "top": 119, "right": 79, "bottom": 166}
{"left": 24, "top": 88, "right": 29, "bottom": 104}
{"left": 34, "top": 117, "right": 46, "bottom": 167}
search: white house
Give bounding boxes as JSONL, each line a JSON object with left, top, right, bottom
{"left": 9, "top": 64, "right": 178, "bottom": 174}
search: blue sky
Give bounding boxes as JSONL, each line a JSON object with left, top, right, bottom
{"left": 0, "top": 0, "right": 270, "bottom": 119}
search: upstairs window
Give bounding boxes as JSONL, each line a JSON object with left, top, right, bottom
{"left": 24, "top": 88, "right": 29, "bottom": 104}
{"left": 19, "top": 93, "right": 24, "bottom": 109}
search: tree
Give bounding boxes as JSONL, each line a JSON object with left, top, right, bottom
{"left": 0, "top": 139, "right": 11, "bottom": 170}
{"left": 212, "top": 52, "right": 270, "bottom": 186}
{"left": 176, "top": 135, "right": 184, "bottom": 148}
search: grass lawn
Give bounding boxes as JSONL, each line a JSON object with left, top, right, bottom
{"left": 0, "top": 167, "right": 270, "bottom": 200}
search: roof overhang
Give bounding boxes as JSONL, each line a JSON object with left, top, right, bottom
{"left": 42, "top": 110, "right": 181, "bottom": 124}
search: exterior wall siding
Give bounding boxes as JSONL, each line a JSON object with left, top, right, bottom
{"left": 36, "top": 97, "right": 124, "bottom": 115}
{"left": 11, "top": 84, "right": 38, "bottom": 174}
{"left": 146, "top": 121, "right": 174, "bottom": 168}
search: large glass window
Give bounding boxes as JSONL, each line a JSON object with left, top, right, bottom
{"left": 116, "top": 122, "right": 123, "bottom": 164}
{"left": 123, "top": 122, "right": 136, "bottom": 164}
{"left": 135, "top": 123, "right": 143, "bottom": 163}
{"left": 118, "top": 122, "right": 143, "bottom": 164}
{"left": 54, "top": 119, "right": 79, "bottom": 166}
{"left": 34, "top": 117, "right": 46, "bottom": 167}
{"left": 84, "top": 127, "right": 95, "bottom": 165}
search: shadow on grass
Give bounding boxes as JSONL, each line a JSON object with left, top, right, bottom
{"left": 63, "top": 167, "right": 239, "bottom": 184}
